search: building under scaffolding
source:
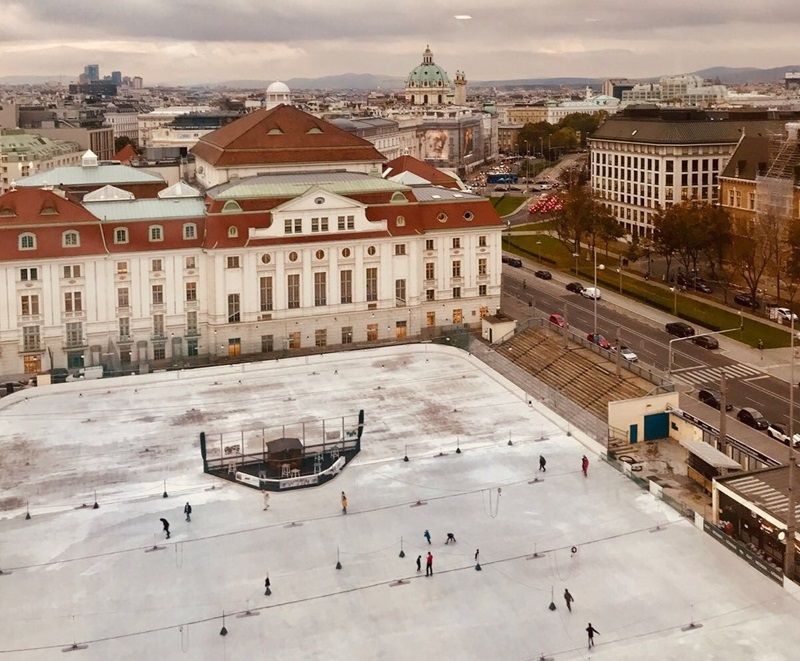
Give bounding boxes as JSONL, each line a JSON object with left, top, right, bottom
{"left": 755, "top": 122, "right": 800, "bottom": 219}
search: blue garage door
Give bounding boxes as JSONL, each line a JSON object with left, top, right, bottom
{"left": 644, "top": 413, "right": 669, "bottom": 441}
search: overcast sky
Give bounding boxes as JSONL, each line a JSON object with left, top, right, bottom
{"left": 2, "top": 0, "right": 799, "bottom": 84}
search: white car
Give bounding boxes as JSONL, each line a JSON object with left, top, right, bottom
{"left": 773, "top": 307, "right": 799, "bottom": 324}
{"left": 766, "top": 423, "right": 800, "bottom": 447}
{"left": 581, "top": 287, "right": 601, "bottom": 300}
{"left": 613, "top": 345, "right": 638, "bottom": 362}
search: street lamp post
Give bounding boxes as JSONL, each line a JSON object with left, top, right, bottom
{"left": 670, "top": 287, "right": 677, "bottom": 315}
{"left": 593, "top": 249, "right": 604, "bottom": 335}
{"left": 573, "top": 252, "right": 580, "bottom": 276}
{"left": 536, "top": 240, "right": 542, "bottom": 263}
{"left": 785, "top": 313, "right": 797, "bottom": 580}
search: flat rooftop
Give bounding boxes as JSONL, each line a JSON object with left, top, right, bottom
{"left": 1, "top": 345, "right": 800, "bottom": 659}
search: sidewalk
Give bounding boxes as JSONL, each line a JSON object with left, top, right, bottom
{"left": 507, "top": 251, "right": 798, "bottom": 385}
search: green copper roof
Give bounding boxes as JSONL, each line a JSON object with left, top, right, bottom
{"left": 407, "top": 63, "right": 451, "bottom": 88}
{"left": 208, "top": 171, "right": 410, "bottom": 200}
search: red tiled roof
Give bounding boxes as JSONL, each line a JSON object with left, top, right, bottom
{"left": 383, "top": 155, "right": 460, "bottom": 188}
{"left": 114, "top": 144, "right": 138, "bottom": 164}
{"left": 0, "top": 188, "right": 99, "bottom": 226}
{"left": 191, "top": 105, "right": 386, "bottom": 167}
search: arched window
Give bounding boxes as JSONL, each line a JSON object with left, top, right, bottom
{"left": 390, "top": 192, "right": 407, "bottom": 204}
{"left": 149, "top": 225, "right": 163, "bottom": 242}
{"left": 228, "top": 226, "right": 239, "bottom": 238}
{"left": 18, "top": 232, "right": 36, "bottom": 250}
{"left": 221, "top": 200, "right": 242, "bottom": 213}
{"left": 62, "top": 230, "right": 80, "bottom": 247}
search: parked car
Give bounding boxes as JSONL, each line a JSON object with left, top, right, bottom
{"left": 549, "top": 313, "right": 567, "bottom": 328}
{"left": 737, "top": 407, "right": 770, "bottom": 430}
{"left": 733, "top": 293, "right": 759, "bottom": 309}
{"left": 767, "top": 423, "right": 800, "bottom": 447}
{"left": 581, "top": 287, "right": 601, "bottom": 300}
{"left": 612, "top": 345, "right": 638, "bottom": 362}
{"left": 587, "top": 333, "right": 612, "bottom": 350}
{"left": 566, "top": 282, "right": 585, "bottom": 294}
{"left": 695, "top": 281, "right": 713, "bottom": 294}
{"left": 692, "top": 335, "right": 719, "bottom": 350}
{"left": 665, "top": 321, "right": 695, "bottom": 338}
{"left": 697, "top": 388, "right": 733, "bottom": 411}
{"left": 534, "top": 270, "right": 552, "bottom": 280}
{"left": 502, "top": 255, "right": 523, "bottom": 267}
{"left": 769, "top": 307, "right": 799, "bottom": 324}
{"left": 50, "top": 368, "right": 69, "bottom": 384}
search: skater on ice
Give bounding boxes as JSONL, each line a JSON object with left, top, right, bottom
{"left": 586, "top": 623, "right": 599, "bottom": 648}
{"left": 474, "top": 548, "right": 479, "bottom": 561}
{"left": 341, "top": 491, "right": 348, "bottom": 514}
{"left": 564, "top": 589, "right": 574, "bottom": 612}
{"left": 445, "top": 532, "right": 456, "bottom": 544}
{"left": 184, "top": 502, "right": 192, "bottom": 522}
{"left": 160, "top": 518, "right": 171, "bottom": 539}
{"left": 263, "top": 490, "right": 270, "bottom": 511}
{"left": 423, "top": 529, "right": 431, "bottom": 544}
{"left": 539, "top": 455, "right": 547, "bottom": 472}
{"left": 581, "top": 455, "right": 589, "bottom": 477}
{"left": 264, "top": 575, "right": 271, "bottom": 596}
{"left": 416, "top": 555, "right": 422, "bottom": 572}
{"left": 425, "top": 552, "right": 433, "bottom": 576}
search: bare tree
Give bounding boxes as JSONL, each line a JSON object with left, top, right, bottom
{"left": 732, "top": 215, "right": 778, "bottom": 302}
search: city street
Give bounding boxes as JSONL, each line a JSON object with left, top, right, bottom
{"left": 501, "top": 261, "right": 800, "bottom": 438}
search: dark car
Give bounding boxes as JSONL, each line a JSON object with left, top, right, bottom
{"left": 502, "top": 255, "right": 523, "bottom": 267}
{"left": 50, "top": 368, "right": 69, "bottom": 384}
{"left": 534, "top": 270, "right": 552, "bottom": 280}
{"left": 566, "top": 282, "right": 585, "bottom": 294}
{"left": 737, "top": 407, "right": 770, "bottom": 430}
{"left": 695, "top": 281, "right": 713, "bottom": 294}
{"left": 734, "top": 293, "right": 759, "bottom": 309}
{"left": 665, "top": 321, "right": 695, "bottom": 338}
{"left": 692, "top": 335, "right": 719, "bottom": 350}
{"left": 698, "top": 388, "right": 733, "bottom": 411}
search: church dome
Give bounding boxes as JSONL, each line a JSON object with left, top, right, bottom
{"left": 406, "top": 46, "right": 450, "bottom": 89}
{"left": 267, "top": 81, "right": 291, "bottom": 95}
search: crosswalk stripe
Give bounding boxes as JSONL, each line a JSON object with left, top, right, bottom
{"left": 671, "top": 363, "right": 764, "bottom": 386}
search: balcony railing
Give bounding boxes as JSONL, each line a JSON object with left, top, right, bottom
{"left": 64, "top": 337, "right": 87, "bottom": 349}
{"left": 118, "top": 334, "right": 133, "bottom": 344}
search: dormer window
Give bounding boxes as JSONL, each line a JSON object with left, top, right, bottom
{"left": 149, "top": 225, "right": 163, "bottom": 242}
{"left": 62, "top": 230, "right": 80, "bottom": 247}
{"left": 221, "top": 200, "right": 242, "bottom": 213}
{"left": 267, "top": 127, "right": 284, "bottom": 135}
{"left": 18, "top": 233, "right": 36, "bottom": 250}
{"left": 228, "top": 226, "right": 239, "bottom": 238}
{"left": 391, "top": 192, "right": 407, "bottom": 204}
{"left": 183, "top": 223, "right": 197, "bottom": 240}
{"left": 306, "top": 126, "right": 323, "bottom": 134}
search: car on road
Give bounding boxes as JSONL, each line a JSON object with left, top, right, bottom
{"left": 502, "top": 255, "right": 523, "bottom": 267}
{"left": 548, "top": 313, "right": 567, "bottom": 328}
{"left": 697, "top": 388, "right": 733, "bottom": 411}
{"left": 766, "top": 423, "right": 800, "bottom": 447}
{"left": 534, "top": 270, "right": 552, "bottom": 280}
{"left": 769, "top": 307, "right": 799, "bottom": 324}
{"left": 665, "top": 321, "right": 695, "bottom": 338}
{"left": 737, "top": 407, "right": 770, "bottom": 431}
{"left": 612, "top": 345, "right": 638, "bottom": 362}
{"left": 695, "top": 281, "right": 713, "bottom": 294}
{"left": 566, "top": 282, "right": 585, "bottom": 294}
{"left": 581, "top": 287, "right": 601, "bottom": 300}
{"left": 692, "top": 335, "right": 719, "bottom": 350}
{"left": 733, "top": 293, "right": 759, "bottom": 309}
{"left": 587, "top": 333, "right": 612, "bottom": 350}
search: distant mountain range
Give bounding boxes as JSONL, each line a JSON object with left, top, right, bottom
{"left": 2, "top": 65, "right": 799, "bottom": 90}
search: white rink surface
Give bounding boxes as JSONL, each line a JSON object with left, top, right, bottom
{"left": 1, "top": 344, "right": 800, "bottom": 661}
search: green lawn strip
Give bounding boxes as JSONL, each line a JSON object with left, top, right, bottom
{"left": 503, "top": 235, "right": 790, "bottom": 349}
{"left": 513, "top": 220, "right": 557, "bottom": 232}
{"left": 491, "top": 196, "right": 528, "bottom": 216}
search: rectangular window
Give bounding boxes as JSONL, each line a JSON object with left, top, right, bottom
{"left": 261, "top": 334, "right": 274, "bottom": 353}
{"left": 425, "top": 239, "right": 434, "bottom": 250}
{"left": 478, "top": 235, "right": 487, "bottom": 247}
{"left": 426, "top": 289, "right": 435, "bottom": 301}
{"left": 287, "top": 274, "right": 300, "bottom": 309}
{"left": 452, "top": 261, "right": 461, "bottom": 277}
{"left": 365, "top": 267, "right": 378, "bottom": 302}
{"left": 151, "top": 259, "right": 162, "bottom": 272}
{"left": 478, "top": 258, "right": 487, "bottom": 276}
{"left": 117, "top": 287, "right": 129, "bottom": 308}
{"left": 395, "top": 279, "right": 406, "bottom": 306}
{"left": 289, "top": 331, "right": 301, "bottom": 349}
{"left": 394, "top": 244, "right": 406, "bottom": 256}
{"left": 338, "top": 215, "right": 346, "bottom": 231}
{"left": 346, "top": 215, "right": 355, "bottom": 230}
{"left": 340, "top": 270, "right": 353, "bottom": 304}
{"left": 311, "top": 217, "right": 320, "bottom": 232}
{"left": 227, "top": 293, "right": 240, "bottom": 323}
{"left": 150, "top": 226, "right": 162, "bottom": 241}
{"left": 284, "top": 218, "right": 293, "bottom": 234}
{"left": 114, "top": 228, "right": 128, "bottom": 244}
{"left": 748, "top": 191, "right": 756, "bottom": 210}
{"left": 65, "top": 321, "right": 82, "bottom": 346}
{"left": 452, "top": 287, "right": 461, "bottom": 299}
{"left": 153, "top": 314, "right": 164, "bottom": 336}
{"left": 260, "top": 276, "right": 273, "bottom": 311}
{"left": 315, "top": 329, "right": 327, "bottom": 347}
{"left": 22, "top": 325, "right": 40, "bottom": 351}
{"left": 426, "top": 311, "right": 436, "bottom": 327}
{"left": 320, "top": 217, "right": 328, "bottom": 232}
{"left": 367, "top": 323, "right": 378, "bottom": 342}
{"left": 183, "top": 224, "right": 196, "bottom": 239}
{"left": 342, "top": 326, "right": 353, "bottom": 344}
{"left": 153, "top": 345, "right": 166, "bottom": 360}
{"left": 117, "top": 261, "right": 128, "bottom": 275}
{"left": 63, "top": 264, "right": 81, "bottom": 278}
{"left": 21, "top": 294, "right": 39, "bottom": 316}
{"left": 152, "top": 284, "right": 163, "bottom": 304}
{"left": 452, "top": 237, "right": 461, "bottom": 249}
{"left": 479, "top": 284, "right": 487, "bottom": 296}
{"left": 64, "top": 291, "right": 82, "bottom": 312}
{"left": 294, "top": 218, "right": 302, "bottom": 233}
{"left": 187, "top": 311, "right": 198, "bottom": 335}
{"left": 185, "top": 256, "right": 196, "bottom": 269}
{"left": 453, "top": 308, "right": 463, "bottom": 324}
{"left": 226, "top": 256, "right": 240, "bottom": 269}
{"left": 119, "top": 317, "right": 130, "bottom": 338}
{"left": 425, "top": 262, "right": 435, "bottom": 280}
{"left": 185, "top": 282, "right": 197, "bottom": 301}
{"left": 20, "top": 267, "right": 38, "bottom": 281}
{"left": 186, "top": 339, "right": 198, "bottom": 357}
{"left": 314, "top": 272, "right": 327, "bottom": 306}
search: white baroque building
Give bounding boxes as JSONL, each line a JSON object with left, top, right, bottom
{"left": 0, "top": 106, "right": 502, "bottom": 377}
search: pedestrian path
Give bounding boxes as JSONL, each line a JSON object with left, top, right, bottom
{"left": 671, "top": 362, "right": 765, "bottom": 387}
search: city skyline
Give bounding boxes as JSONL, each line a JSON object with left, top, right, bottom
{"left": 1, "top": 0, "right": 799, "bottom": 85}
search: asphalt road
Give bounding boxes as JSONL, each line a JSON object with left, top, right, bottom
{"left": 501, "top": 263, "right": 800, "bottom": 441}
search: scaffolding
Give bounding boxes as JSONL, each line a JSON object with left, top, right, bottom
{"left": 756, "top": 128, "right": 800, "bottom": 219}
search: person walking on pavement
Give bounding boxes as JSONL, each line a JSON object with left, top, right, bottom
{"left": 160, "top": 518, "right": 170, "bottom": 539}
{"left": 474, "top": 548, "right": 480, "bottom": 561}
{"left": 424, "top": 529, "right": 431, "bottom": 544}
{"left": 262, "top": 490, "right": 270, "bottom": 511}
{"left": 341, "top": 491, "right": 348, "bottom": 514}
{"left": 416, "top": 555, "right": 422, "bottom": 572}
{"left": 264, "top": 575, "right": 271, "bottom": 596}
{"left": 586, "top": 623, "right": 599, "bottom": 648}
{"left": 184, "top": 502, "right": 192, "bottom": 522}
{"left": 564, "top": 589, "right": 574, "bottom": 613}
{"left": 539, "top": 455, "right": 547, "bottom": 472}
{"left": 426, "top": 552, "right": 433, "bottom": 576}
{"left": 581, "top": 455, "right": 589, "bottom": 477}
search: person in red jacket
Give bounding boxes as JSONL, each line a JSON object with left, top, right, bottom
{"left": 425, "top": 551, "right": 433, "bottom": 576}
{"left": 581, "top": 455, "right": 589, "bottom": 477}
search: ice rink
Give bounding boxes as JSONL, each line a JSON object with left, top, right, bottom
{"left": 1, "top": 344, "right": 799, "bottom": 660}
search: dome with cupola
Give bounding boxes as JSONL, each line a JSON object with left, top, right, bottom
{"left": 405, "top": 46, "right": 455, "bottom": 106}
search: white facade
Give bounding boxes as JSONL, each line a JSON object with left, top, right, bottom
{"left": 104, "top": 112, "right": 140, "bottom": 143}
{"left": 137, "top": 106, "right": 213, "bottom": 147}
{"left": 148, "top": 125, "right": 215, "bottom": 150}
{"left": 0, "top": 135, "right": 83, "bottom": 195}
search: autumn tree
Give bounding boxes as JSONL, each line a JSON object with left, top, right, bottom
{"left": 731, "top": 215, "right": 777, "bottom": 302}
